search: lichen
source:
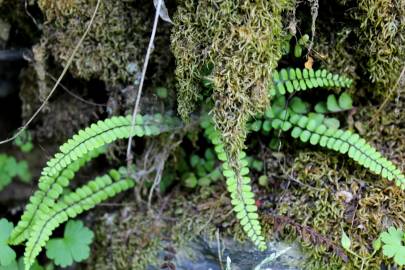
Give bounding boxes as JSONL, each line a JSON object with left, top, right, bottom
{"left": 171, "top": 0, "right": 295, "bottom": 155}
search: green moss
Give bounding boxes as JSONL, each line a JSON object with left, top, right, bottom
{"left": 38, "top": 0, "right": 172, "bottom": 87}
{"left": 172, "top": 0, "right": 294, "bottom": 155}
{"left": 354, "top": 0, "right": 404, "bottom": 89}
{"left": 87, "top": 210, "right": 162, "bottom": 269}
{"left": 38, "top": 0, "right": 76, "bottom": 19}
{"left": 312, "top": 0, "right": 404, "bottom": 97}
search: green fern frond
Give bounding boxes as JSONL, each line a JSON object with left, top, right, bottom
{"left": 269, "top": 68, "right": 353, "bottom": 97}
{"left": 23, "top": 169, "right": 134, "bottom": 270}
{"left": 43, "top": 114, "right": 174, "bottom": 177}
{"left": 266, "top": 106, "right": 405, "bottom": 188}
{"left": 10, "top": 114, "right": 180, "bottom": 245}
{"left": 9, "top": 147, "right": 105, "bottom": 245}
{"left": 201, "top": 117, "right": 267, "bottom": 251}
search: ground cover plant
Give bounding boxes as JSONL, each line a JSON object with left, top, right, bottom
{"left": 0, "top": 0, "right": 404, "bottom": 269}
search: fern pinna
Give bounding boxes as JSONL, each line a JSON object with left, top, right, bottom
{"left": 11, "top": 114, "right": 180, "bottom": 270}
{"left": 200, "top": 67, "right": 403, "bottom": 251}
{"left": 268, "top": 67, "right": 353, "bottom": 97}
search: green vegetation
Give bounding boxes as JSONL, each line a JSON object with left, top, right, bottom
{"left": 0, "top": 218, "right": 93, "bottom": 270}
{"left": 0, "top": 219, "right": 16, "bottom": 267}
{"left": 9, "top": 62, "right": 405, "bottom": 267}
{"left": 45, "top": 220, "right": 94, "bottom": 267}
{"left": 0, "top": 154, "right": 31, "bottom": 191}
{"left": 12, "top": 76, "right": 404, "bottom": 268}
{"left": 0, "top": 0, "right": 404, "bottom": 269}
{"left": 23, "top": 169, "right": 133, "bottom": 269}
{"left": 378, "top": 227, "right": 405, "bottom": 266}
{"left": 202, "top": 116, "right": 267, "bottom": 250}
{"left": 8, "top": 114, "right": 178, "bottom": 269}
{"left": 260, "top": 94, "right": 404, "bottom": 187}
{"left": 13, "top": 131, "right": 33, "bottom": 153}
{"left": 36, "top": 0, "right": 172, "bottom": 88}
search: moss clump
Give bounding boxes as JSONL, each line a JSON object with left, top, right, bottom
{"left": 38, "top": 0, "right": 75, "bottom": 19}
{"left": 354, "top": 0, "right": 404, "bottom": 88}
{"left": 312, "top": 0, "right": 404, "bottom": 97}
{"left": 172, "top": 0, "right": 294, "bottom": 155}
{"left": 38, "top": 0, "right": 172, "bottom": 88}
{"left": 87, "top": 209, "right": 162, "bottom": 270}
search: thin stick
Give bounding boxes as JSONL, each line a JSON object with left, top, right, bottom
{"left": 216, "top": 229, "right": 224, "bottom": 270}
{"left": 0, "top": 0, "right": 101, "bottom": 145}
{"left": 126, "top": 0, "right": 162, "bottom": 167}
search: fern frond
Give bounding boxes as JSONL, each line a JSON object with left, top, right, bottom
{"left": 43, "top": 114, "right": 175, "bottom": 177}
{"left": 9, "top": 147, "right": 105, "bottom": 245}
{"left": 23, "top": 169, "right": 134, "bottom": 270}
{"left": 11, "top": 114, "right": 179, "bottom": 245}
{"left": 267, "top": 109, "right": 405, "bottom": 188}
{"left": 269, "top": 68, "right": 353, "bottom": 97}
{"left": 201, "top": 117, "right": 267, "bottom": 251}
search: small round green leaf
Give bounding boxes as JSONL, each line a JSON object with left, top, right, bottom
{"left": 327, "top": 95, "right": 341, "bottom": 112}
{"left": 338, "top": 92, "right": 353, "bottom": 110}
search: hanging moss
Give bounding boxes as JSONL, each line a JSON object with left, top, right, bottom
{"left": 172, "top": 0, "right": 295, "bottom": 155}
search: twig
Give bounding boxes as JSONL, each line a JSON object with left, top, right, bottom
{"left": 0, "top": 0, "right": 101, "bottom": 145}
{"left": 126, "top": 0, "right": 162, "bottom": 168}
{"left": 24, "top": 0, "right": 40, "bottom": 29}
{"left": 216, "top": 229, "right": 225, "bottom": 270}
